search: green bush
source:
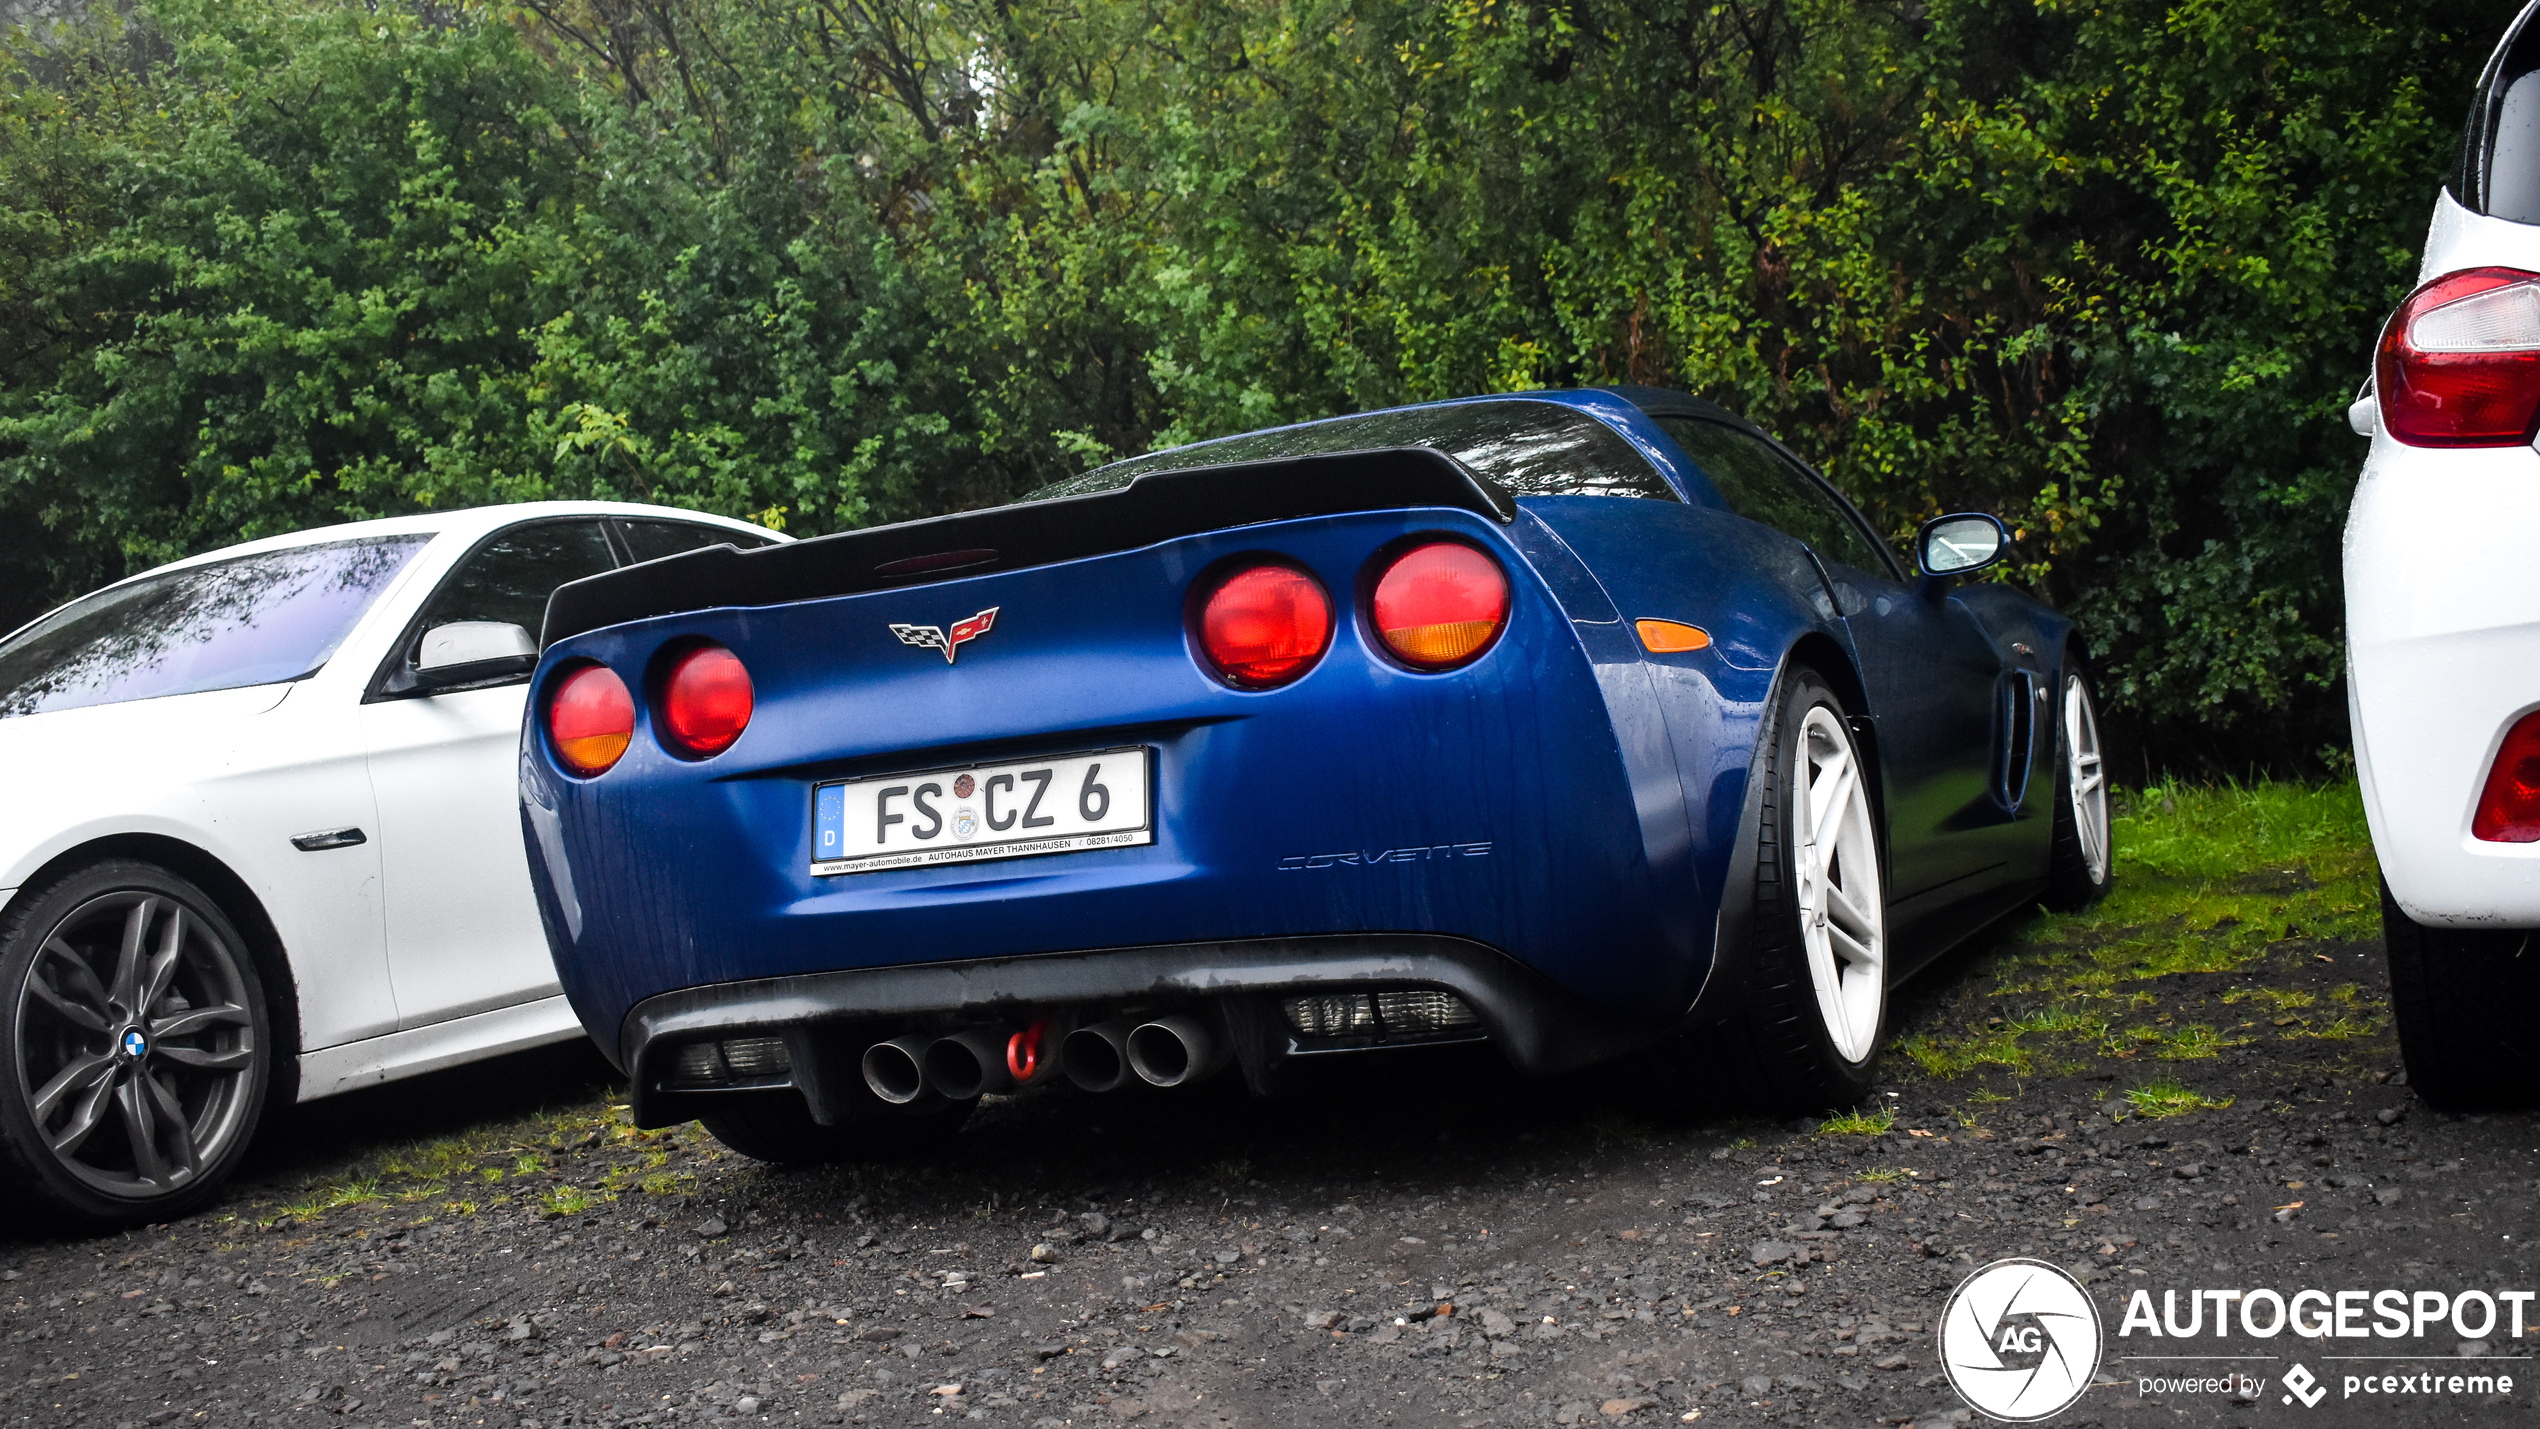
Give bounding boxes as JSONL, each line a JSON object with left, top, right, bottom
{"left": 0, "top": 0, "right": 2513, "bottom": 767}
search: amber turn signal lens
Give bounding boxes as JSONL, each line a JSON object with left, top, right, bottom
{"left": 660, "top": 644, "right": 753, "bottom": 757}
{"left": 548, "top": 664, "right": 635, "bottom": 776}
{"left": 1371, "top": 542, "right": 1510, "bottom": 669}
{"left": 1635, "top": 619, "right": 1712, "bottom": 653}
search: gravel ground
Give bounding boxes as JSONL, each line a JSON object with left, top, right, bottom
{"left": 2, "top": 919, "right": 2532, "bottom": 1429}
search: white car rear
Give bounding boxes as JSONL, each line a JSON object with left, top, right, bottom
{"left": 2346, "top": 0, "right": 2540, "bottom": 1104}
{"left": 0, "top": 503, "right": 783, "bottom": 1225}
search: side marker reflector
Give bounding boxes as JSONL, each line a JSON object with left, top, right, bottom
{"left": 1635, "top": 619, "right": 1712, "bottom": 653}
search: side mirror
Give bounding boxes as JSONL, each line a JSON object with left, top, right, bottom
{"left": 413, "top": 621, "right": 537, "bottom": 690}
{"left": 1915, "top": 512, "right": 2011, "bottom": 578}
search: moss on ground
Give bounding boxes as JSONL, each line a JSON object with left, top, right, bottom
{"left": 1890, "top": 778, "right": 2386, "bottom": 1126}
{"left": 241, "top": 1101, "right": 719, "bottom": 1230}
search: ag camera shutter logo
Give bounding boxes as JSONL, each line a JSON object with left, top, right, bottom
{"left": 1940, "top": 1258, "right": 2103, "bottom": 1420}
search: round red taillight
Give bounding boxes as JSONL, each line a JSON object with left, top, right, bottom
{"left": 1371, "top": 542, "right": 1509, "bottom": 669}
{"left": 660, "top": 644, "right": 753, "bottom": 757}
{"left": 548, "top": 665, "right": 635, "bottom": 776}
{"left": 1196, "top": 564, "right": 1332, "bottom": 689}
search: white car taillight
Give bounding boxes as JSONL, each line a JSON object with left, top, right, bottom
{"left": 2377, "top": 267, "right": 2540, "bottom": 447}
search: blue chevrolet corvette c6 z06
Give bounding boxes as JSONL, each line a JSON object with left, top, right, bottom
{"left": 517, "top": 387, "right": 2112, "bottom": 1160}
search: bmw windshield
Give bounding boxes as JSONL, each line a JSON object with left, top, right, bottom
{"left": 0, "top": 534, "right": 431, "bottom": 719}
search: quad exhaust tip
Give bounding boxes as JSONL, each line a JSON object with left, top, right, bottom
{"left": 1062, "top": 1018, "right": 1137, "bottom": 1094}
{"left": 923, "top": 1028, "right": 1018, "bottom": 1100}
{"left": 1125, "top": 1013, "right": 1230, "bottom": 1088}
{"left": 860, "top": 1034, "right": 936, "bottom": 1106}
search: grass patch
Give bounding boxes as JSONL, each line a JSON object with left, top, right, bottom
{"left": 2122, "top": 1022, "right": 2248, "bottom": 1061}
{"left": 1898, "top": 1026, "right": 2032, "bottom": 1078}
{"left": 2006, "top": 1006, "right": 2108, "bottom": 1037}
{"left": 1896, "top": 778, "right": 2387, "bottom": 1082}
{"left": 1818, "top": 1106, "right": 1897, "bottom": 1136}
{"left": 2124, "top": 1079, "right": 2235, "bottom": 1118}
{"left": 2222, "top": 987, "right": 2315, "bottom": 1012}
{"left": 243, "top": 1095, "right": 644, "bottom": 1228}
{"left": 2282, "top": 1013, "right": 2383, "bottom": 1041}
{"left": 1854, "top": 1166, "right": 1910, "bottom": 1183}
{"left": 277, "top": 1177, "right": 385, "bottom": 1222}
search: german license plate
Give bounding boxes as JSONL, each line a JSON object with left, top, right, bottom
{"left": 810, "top": 746, "right": 1153, "bottom": 876}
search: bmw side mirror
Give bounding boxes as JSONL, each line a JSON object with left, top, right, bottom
{"left": 1915, "top": 513, "right": 2011, "bottom": 579}
{"left": 412, "top": 620, "right": 537, "bottom": 690}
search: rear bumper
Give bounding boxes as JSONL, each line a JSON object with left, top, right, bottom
{"left": 618, "top": 934, "right": 1652, "bottom": 1128}
{"left": 2347, "top": 438, "right": 2540, "bottom": 926}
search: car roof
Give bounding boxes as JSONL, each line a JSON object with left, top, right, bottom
{"left": 1061, "top": 386, "right": 1784, "bottom": 506}
{"left": 0, "top": 501, "right": 788, "bottom": 651}
{"left": 1592, "top": 384, "right": 1751, "bottom": 428}
{"left": 117, "top": 501, "right": 786, "bottom": 582}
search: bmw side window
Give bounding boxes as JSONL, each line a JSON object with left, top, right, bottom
{"left": 0, "top": 536, "right": 430, "bottom": 718}
{"left": 1654, "top": 417, "right": 1893, "bottom": 576}
{"left": 618, "top": 518, "right": 774, "bottom": 563}
{"left": 409, "top": 520, "right": 620, "bottom": 656}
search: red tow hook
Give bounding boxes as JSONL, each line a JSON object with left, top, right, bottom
{"left": 1007, "top": 1017, "right": 1053, "bottom": 1084}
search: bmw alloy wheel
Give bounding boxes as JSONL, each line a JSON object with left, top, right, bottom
{"left": 2062, "top": 675, "right": 2112, "bottom": 884}
{"left": 1790, "top": 704, "right": 1886, "bottom": 1063}
{"left": 13, "top": 888, "right": 261, "bottom": 1203}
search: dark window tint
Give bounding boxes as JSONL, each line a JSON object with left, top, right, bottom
{"left": 1655, "top": 416, "right": 1891, "bottom": 574}
{"left": 2459, "top": 10, "right": 2540, "bottom": 224}
{"left": 414, "top": 520, "right": 619, "bottom": 644}
{"left": 0, "top": 535, "right": 430, "bottom": 719}
{"left": 619, "top": 518, "right": 773, "bottom": 563}
{"left": 1025, "top": 400, "right": 1677, "bottom": 503}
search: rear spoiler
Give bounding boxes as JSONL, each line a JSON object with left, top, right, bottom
{"left": 541, "top": 447, "right": 1514, "bottom": 646}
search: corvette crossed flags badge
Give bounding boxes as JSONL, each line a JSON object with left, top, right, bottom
{"left": 890, "top": 607, "right": 999, "bottom": 664}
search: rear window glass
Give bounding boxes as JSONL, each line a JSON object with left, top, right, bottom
{"left": 0, "top": 535, "right": 430, "bottom": 719}
{"left": 2460, "top": 11, "right": 2540, "bottom": 224}
{"left": 413, "top": 520, "right": 619, "bottom": 641}
{"left": 1654, "top": 416, "right": 1894, "bottom": 575}
{"left": 619, "top": 518, "right": 775, "bottom": 563}
{"left": 1024, "top": 400, "right": 1678, "bottom": 503}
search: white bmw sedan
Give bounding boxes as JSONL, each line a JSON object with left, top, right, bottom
{"left": 2346, "top": 0, "right": 2540, "bottom": 1105}
{"left": 0, "top": 502, "right": 783, "bottom": 1225}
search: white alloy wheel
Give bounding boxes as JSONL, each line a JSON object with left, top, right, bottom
{"left": 1790, "top": 705, "right": 1885, "bottom": 1063}
{"left": 2062, "top": 675, "right": 2111, "bottom": 884}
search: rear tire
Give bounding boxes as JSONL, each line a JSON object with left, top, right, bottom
{"left": 2383, "top": 879, "right": 2540, "bottom": 1107}
{"left": 2042, "top": 664, "right": 2114, "bottom": 911}
{"left": 1713, "top": 666, "right": 1890, "bottom": 1115}
{"left": 0, "top": 860, "right": 273, "bottom": 1228}
{"left": 699, "top": 1092, "right": 973, "bottom": 1164}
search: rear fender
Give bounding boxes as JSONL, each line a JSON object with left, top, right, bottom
{"left": 1518, "top": 496, "right": 1861, "bottom": 1022}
